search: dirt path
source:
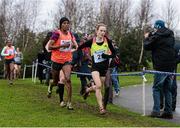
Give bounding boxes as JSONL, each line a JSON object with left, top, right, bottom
{"left": 113, "top": 83, "right": 180, "bottom": 123}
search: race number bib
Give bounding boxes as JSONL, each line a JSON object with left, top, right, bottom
{"left": 7, "top": 49, "right": 14, "bottom": 55}
{"left": 93, "top": 50, "right": 106, "bottom": 63}
{"left": 59, "top": 40, "right": 72, "bottom": 52}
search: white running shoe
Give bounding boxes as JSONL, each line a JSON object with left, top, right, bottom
{"left": 60, "top": 101, "right": 66, "bottom": 107}
{"left": 66, "top": 102, "right": 73, "bottom": 110}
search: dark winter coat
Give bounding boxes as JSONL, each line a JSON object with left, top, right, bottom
{"left": 144, "top": 27, "right": 176, "bottom": 72}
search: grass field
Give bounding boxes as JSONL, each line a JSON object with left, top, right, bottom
{"left": 0, "top": 75, "right": 179, "bottom": 127}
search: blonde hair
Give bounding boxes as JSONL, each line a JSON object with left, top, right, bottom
{"left": 96, "top": 23, "right": 107, "bottom": 31}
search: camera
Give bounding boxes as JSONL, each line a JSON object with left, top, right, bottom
{"left": 148, "top": 31, "right": 155, "bottom": 37}
{"left": 144, "top": 26, "right": 156, "bottom": 37}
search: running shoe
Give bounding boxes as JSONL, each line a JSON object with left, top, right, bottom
{"left": 9, "top": 81, "right": 13, "bottom": 86}
{"left": 99, "top": 107, "right": 106, "bottom": 115}
{"left": 60, "top": 101, "right": 66, "bottom": 107}
{"left": 67, "top": 102, "right": 74, "bottom": 110}
{"left": 47, "top": 92, "right": 51, "bottom": 98}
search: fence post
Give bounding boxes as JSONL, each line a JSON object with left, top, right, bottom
{"left": 23, "top": 64, "right": 27, "bottom": 80}
{"left": 142, "top": 67, "right": 147, "bottom": 116}
{"left": 33, "top": 59, "right": 38, "bottom": 83}
{"left": 32, "top": 61, "right": 35, "bottom": 82}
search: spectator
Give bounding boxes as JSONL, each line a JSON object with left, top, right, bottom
{"left": 111, "top": 41, "right": 120, "bottom": 96}
{"left": 43, "top": 32, "right": 53, "bottom": 86}
{"left": 144, "top": 20, "right": 176, "bottom": 119}
{"left": 160, "top": 41, "right": 180, "bottom": 111}
{"left": 76, "top": 36, "right": 93, "bottom": 96}
{"left": 37, "top": 50, "right": 46, "bottom": 84}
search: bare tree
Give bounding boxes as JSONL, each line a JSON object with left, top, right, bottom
{"left": 0, "top": 0, "right": 40, "bottom": 52}
{"left": 135, "top": 0, "right": 154, "bottom": 64}
{"left": 53, "top": 0, "right": 99, "bottom": 33}
{"left": 99, "top": 0, "right": 112, "bottom": 26}
{"left": 99, "top": 0, "right": 132, "bottom": 41}
{"left": 20, "top": 0, "right": 40, "bottom": 52}
{"left": 0, "top": 0, "right": 12, "bottom": 41}
{"left": 54, "top": 0, "right": 82, "bottom": 31}
{"left": 161, "top": 0, "right": 179, "bottom": 30}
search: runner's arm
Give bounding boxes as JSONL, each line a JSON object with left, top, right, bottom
{"left": 1, "top": 47, "right": 9, "bottom": 56}
{"left": 78, "top": 39, "right": 93, "bottom": 50}
{"left": 48, "top": 40, "right": 61, "bottom": 50}
{"left": 102, "top": 39, "right": 116, "bottom": 59}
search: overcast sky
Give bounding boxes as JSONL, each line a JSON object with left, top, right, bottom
{"left": 37, "top": 0, "right": 180, "bottom": 31}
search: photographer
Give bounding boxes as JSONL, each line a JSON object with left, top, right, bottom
{"left": 144, "top": 20, "right": 176, "bottom": 119}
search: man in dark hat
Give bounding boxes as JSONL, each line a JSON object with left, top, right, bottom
{"left": 144, "top": 20, "right": 176, "bottom": 119}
